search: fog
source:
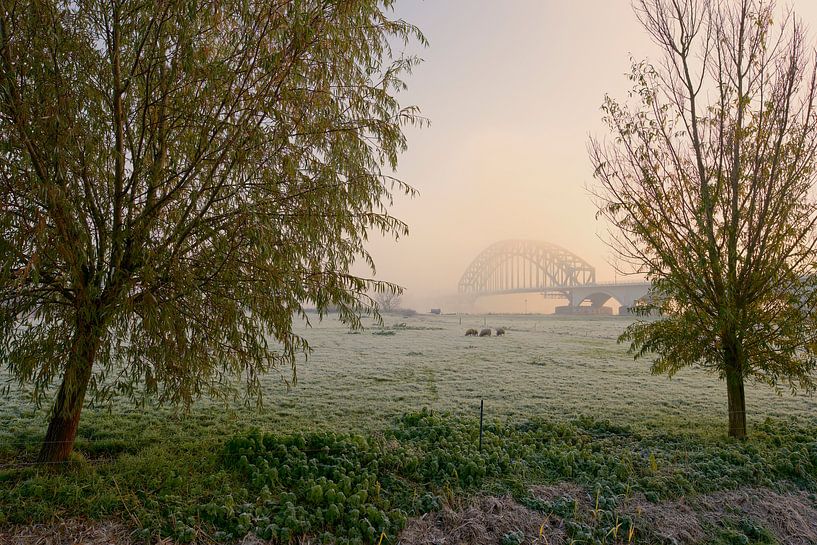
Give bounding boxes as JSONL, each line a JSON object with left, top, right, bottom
{"left": 361, "top": 1, "right": 817, "bottom": 313}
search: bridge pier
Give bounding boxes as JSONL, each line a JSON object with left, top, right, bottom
{"left": 561, "top": 284, "right": 650, "bottom": 315}
{"left": 554, "top": 304, "right": 614, "bottom": 316}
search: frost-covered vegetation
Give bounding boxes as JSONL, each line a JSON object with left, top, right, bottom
{"left": 2, "top": 314, "right": 817, "bottom": 543}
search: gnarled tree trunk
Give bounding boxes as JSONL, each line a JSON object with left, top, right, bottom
{"left": 725, "top": 366, "right": 747, "bottom": 439}
{"left": 721, "top": 329, "right": 748, "bottom": 439}
{"left": 38, "top": 312, "right": 102, "bottom": 463}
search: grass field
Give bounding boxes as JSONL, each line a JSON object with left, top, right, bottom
{"left": 4, "top": 313, "right": 816, "bottom": 443}
{"left": 281, "top": 313, "right": 817, "bottom": 432}
{"left": 2, "top": 313, "right": 817, "bottom": 544}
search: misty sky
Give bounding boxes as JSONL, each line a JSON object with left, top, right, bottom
{"left": 362, "top": 1, "right": 817, "bottom": 312}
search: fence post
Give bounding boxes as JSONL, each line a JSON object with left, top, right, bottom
{"left": 479, "top": 399, "right": 484, "bottom": 452}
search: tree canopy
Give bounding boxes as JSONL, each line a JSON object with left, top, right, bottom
{"left": 590, "top": 0, "right": 817, "bottom": 437}
{"left": 0, "top": 0, "right": 424, "bottom": 461}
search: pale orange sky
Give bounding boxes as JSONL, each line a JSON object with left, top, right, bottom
{"left": 362, "top": 1, "right": 817, "bottom": 312}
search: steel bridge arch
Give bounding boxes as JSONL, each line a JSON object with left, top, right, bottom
{"left": 457, "top": 240, "right": 596, "bottom": 296}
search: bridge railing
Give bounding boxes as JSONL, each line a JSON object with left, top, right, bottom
{"left": 547, "top": 281, "right": 650, "bottom": 290}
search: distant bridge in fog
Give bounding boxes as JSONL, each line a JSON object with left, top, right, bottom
{"left": 457, "top": 240, "right": 651, "bottom": 314}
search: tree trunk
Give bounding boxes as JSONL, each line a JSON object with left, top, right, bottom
{"left": 38, "top": 313, "right": 101, "bottom": 463}
{"left": 725, "top": 366, "right": 747, "bottom": 439}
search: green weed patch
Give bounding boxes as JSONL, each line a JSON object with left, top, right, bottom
{"left": 2, "top": 410, "right": 817, "bottom": 544}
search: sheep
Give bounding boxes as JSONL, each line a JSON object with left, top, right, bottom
{"left": 465, "top": 328, "right": 478, "bottom": 336}
{"left": 495, "top": 327, "right": 506, "bottom": 336}
{"left": 479, "top": 328, "right": 492, "bottom": 337}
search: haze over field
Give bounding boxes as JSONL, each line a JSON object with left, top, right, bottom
{"left": 364, "top": 1, "right": 817, "bottom": 313}
{"left": 6, "top": 2, "right": 817, "bottom": 541}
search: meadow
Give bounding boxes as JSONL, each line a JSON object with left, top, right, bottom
{"left": 2, "top": 313, "right": 817, "bottom": 544}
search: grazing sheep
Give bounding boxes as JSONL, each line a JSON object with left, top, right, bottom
{"left": 495, "top": 327, "right": 505, "bottom": 336}
{"left": 479, "top": 328, "right": 492, "bottom": 337}
{"left": 465, "top": 328, "right": 478, "bottom": 336}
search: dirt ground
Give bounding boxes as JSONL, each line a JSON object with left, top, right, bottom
{"left": 399, "top": 485, "right": 817, "bottom": 545}
{"left": 0, "top": 519, "right": 136, "bottom": 545}
{"left": 3, "top": 485, "right": 817, "bottom": 545}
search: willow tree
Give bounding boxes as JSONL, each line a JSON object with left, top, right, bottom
{"left": 590, "top": 0, "right": 817, "bottom": 438}
{"left": 0, "top": 0, "right": 424, "bottom": 462}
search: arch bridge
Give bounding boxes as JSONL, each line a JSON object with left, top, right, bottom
{"left": 458, "top": 240, "right": 596, "bottom": 294}
{"left": 457, "top": 239, "right": 650, "bottom": 314}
